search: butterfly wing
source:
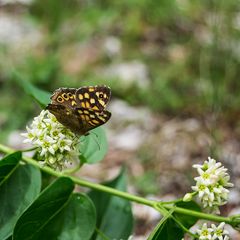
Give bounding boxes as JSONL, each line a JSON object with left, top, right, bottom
{"left": 75, "top": 85, "right": 111, "bottom": 111}
{"left": 75, "top": 107, "right": 111, "bottom": 134}
{"left": 46, "top": 85, "right": 111, "bottom": 135}
{"left": 46, "top": 104, "right": 84, "bottom": 134}
{"left": 50, "top": 88, "right": 77, "bottom": 108}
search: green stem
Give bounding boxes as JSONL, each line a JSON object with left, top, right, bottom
{"left": 0, "top": 143, "right": 237, "bottom": 226}
{"left": 20, "top": 147, "right": 38, "bottom": 152}
{"left": 0, "top": 143, "right": 155, "bottom": 208}
{"left": 25, "top": 156, "right": 155, "bottom": 206}
{"left": 164, "top": 205, "right": 232, "bottom": 224}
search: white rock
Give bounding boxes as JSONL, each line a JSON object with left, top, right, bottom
{"left": 8, "top": 130, "right": 25, "bottom": 147}
{"left": 0, "top": 14, "right": 42, "bottom": 48}
{"left": 8, "top": 131, "right": 35, "bottom": 158}
{"left": 106, "top": 99, "right": 154, "bottom": 151}
{"left": 228, "top": 190, "right": 240, "bottom": 205}
{"left": 127, "top": 235, "right": 151, "bottom": 240}
{"left": 105, "top": 60, "right": 149, "bottom": 88}
{"left": 108, "top": 99, "right": 153, "bottom": 129}
{"left": 103, "top": 36, "right": 121, "bottom": 57}
{"left": 132, "top": 202, "right": 160, "bottom": 222}
{"left": 108, "top": 126, "right": 146, "bottom": 151}
{"left": 0, "top": 0, "right": 33, "bottom": 4}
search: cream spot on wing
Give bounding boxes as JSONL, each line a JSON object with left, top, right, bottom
{"left": 84, "top": 93, "right": 90, "bottom": 99}
{"left": 89, "top": 121, "right": 96, "bottom": 126}
{"left": 92, "top": 119, "right": 100, "bottom": 124}
{"left": 91, "top": 106, "right": 99, "bottom": 110}
{"left": 99, "top": 99, "right": 105, "bottom": 106}
{"left": 81, "top": 102, "right": 86, "bottom": 108}
{"left": 85, "top": 101, "right": 90, "bottom": 108}
{"left": 98, "top": 116, "right": 106, "bottom": 122}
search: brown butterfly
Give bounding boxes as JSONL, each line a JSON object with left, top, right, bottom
{"left": 46, "top": 85, "right": 111, "bottom": 135}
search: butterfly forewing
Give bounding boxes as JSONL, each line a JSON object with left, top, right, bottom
{"left": 76, "top": 85, "right": 111, "bottom": 111}
{"left": 50, "top": 88, "right": 77, "bottom": 108}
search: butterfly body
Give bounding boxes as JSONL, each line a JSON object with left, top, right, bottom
{"left": 46, "top": 85, "right": 111, "bottom": 135}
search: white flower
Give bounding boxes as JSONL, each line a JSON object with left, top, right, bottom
{"left": 192, "top": 178, "right": 211, "bottom": 198}
{"left": 211, "top": 222, "right": 229, "bottom": 240}
{"left": 196, "top": 223, "right": 213, "bottom": 240}
{"left": 22, "top": 110, "right": 79, "bottom": 170}
{"left": 196, "top": 222, "right": 229, "bottom": 240}
{"left": 191, "top": 157, "right": 233, "bottom": 211}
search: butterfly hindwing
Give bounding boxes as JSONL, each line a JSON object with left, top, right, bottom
{"left": 75, "top": 107, "right": 111, "bottom": 132}
{"left": 46, "top": 103, "right": 85, "bottom": 134}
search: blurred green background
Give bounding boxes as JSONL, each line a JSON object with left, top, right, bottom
{"left": 1, "top": 0, "right": 239, "bottom": 139}
{"left": 1, "top": 0, "right": 240, "bottom": 237}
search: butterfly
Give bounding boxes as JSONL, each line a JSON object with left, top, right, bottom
{"left": 46, "top": 85, "right": 111, "bottom": 135}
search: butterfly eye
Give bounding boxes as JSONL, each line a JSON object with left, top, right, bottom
{"left": 99, "top": 93, "right": 104, "bottom": 99}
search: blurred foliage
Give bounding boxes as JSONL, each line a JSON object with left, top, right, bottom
{"left": 134, "top": 171, "right": 159, "bottom": 195}
{"left": 0, "top": 0, "right": 240, "bottom": 139}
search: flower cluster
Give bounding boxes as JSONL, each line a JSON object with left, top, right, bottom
{"left": 191, "top": 157, "right": 233, "bottom": 212}
{"left": 196, "top": 222, "right": 229, "bottom": 240}
{"left": 22, "top": 110, "right": 79, "bottom": 170}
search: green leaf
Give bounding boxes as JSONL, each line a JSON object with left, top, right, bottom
{"left": 0, "top": 152, "right": 21, "bottom": 185}
{"left": 39, "top": 193, "right": 96, "bottom": 240}
{"left": 13, "top": 71, "right": 51, "bottom": 108}
{"left": 88, "top": 168, "right": 133, "bottom": 240}
{"left": 148, "top": 201, "right": 201, "bottom": 240}
{"left": 79, "top": 126, "right": 108, "bottom": 164}
{"left": 174, "top": 200, "right": 201, "bottom": 229}
{"left": 22, "top": 81, "right": 51, "bottom": 108}
{"left": 148, "top": 218, "right": 184, "bottom": 240}
{"left": 0, "top": 152, "right": 41, "bottom": 240}
{"left": 13, "top": 177, "right": 74, "bottom": 240}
